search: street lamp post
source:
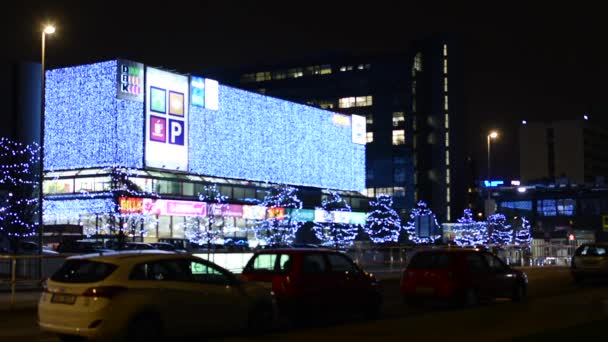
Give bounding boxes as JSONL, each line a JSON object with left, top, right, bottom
{"left": 485, "top": 131, "right": 499, "bottom": 219}
{"left": 38, "top": 25, "right": 55, "bottom": 259}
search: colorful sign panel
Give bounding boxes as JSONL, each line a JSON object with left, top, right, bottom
{"left": 141, "top": 199, "right": 207, "bottom": 216}
{"left": 116, "top": 60, "right": 144, "bottom": 102}
{"left": 191, "top": 76, "right": 205, "bottom": 107}
{"left": 119, "top": 197, "right": 143, "bottom": 214}
{"left": 145, "top": 67, "right": 189, "bottom": 171}
{"left": 209, "top": 204, "right": 243, "bottom": 217}
{"left": 267, "top": 207, "right": 285, "bottom": 220}
{"left": 204, "top": 78, "right": 219, "bottom": 110}
{"left": 242, "top": 205, "right": 266, "bottom": 220}
{"left": 351, "top": 114, "right": 366, "bottom": 145}
{"left": 288, "top": 209, "right": 315, "bottom": 222}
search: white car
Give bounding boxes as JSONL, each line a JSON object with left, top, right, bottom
{"left": 38, "top": 251, "right": 276, "bottom": 341}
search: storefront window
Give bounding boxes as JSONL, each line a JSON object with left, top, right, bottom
{"left": 157, "top": 216, "right": 172, "bottom": 238}
{"left": 183, "top": 182, "right": 195, "bottom": 197}
{"left": 172, "top": 216, "right": 186, "bottom": 239}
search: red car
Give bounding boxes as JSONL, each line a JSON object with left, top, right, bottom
{"left": 241, "top": 248, "right": 382, "bottom": 321}
{"left": 400, "top": 248, "right": 527, "bottom": 306}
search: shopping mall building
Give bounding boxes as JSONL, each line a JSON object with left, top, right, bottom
{"left": 40, "top": 59, "right": 368, "bottom": 245}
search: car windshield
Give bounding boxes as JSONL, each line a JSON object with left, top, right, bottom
{"left": 408, "top": 252, "right": 455, "bottom": 269}
{"left": 244, "top": 253, "right": 292, "bottom": 273}
{"left": 51, "top": 259, "right": 117, "bottom": 283}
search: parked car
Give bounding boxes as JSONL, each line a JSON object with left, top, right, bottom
{"left": 158, "top": 238, "right": 192, "bottom": 252}
{"left": 124, "top": 242, "right": 158, "bottom": 250}
{"left": 38, "top": 251, "right": 276, "bottom": 341}
{"left": 571, "top": 243, "right": 608, "bottom": 282}
{"left": 57, "top": 240, "right": 113, "bottom": 254}
{"left": 241, "top": 248, "right": 382, "bottom": 321}
{"left": 150, "top": 242, "right": 187, "bottom": 253}
{"left": 0, "top": 241, "right": 59, "bottom": 255}
{"left": 400, "top": 248, "right": 527, "bottom": 306}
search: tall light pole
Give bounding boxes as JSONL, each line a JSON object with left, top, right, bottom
{"left": 38, "top": 24, "right": 55, "bottom": 258}
{"left": 486, "top": 131, "right": 499, "bottom": 210}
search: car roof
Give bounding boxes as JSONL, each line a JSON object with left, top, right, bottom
{"left": 254, "top": 247, "right": 340, "bottom": 254}
{"left": 66, "top": 250, "right": 179, "bottom": 264}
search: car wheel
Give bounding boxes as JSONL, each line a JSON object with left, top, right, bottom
{"left": 57, "top": 334, "right": 86, "bottom": 342}
{"left": 248, "top": 303, "right": 274, "bottom": 335}
{"left": 462, "top": 288, "right": 479, "bottom": 307}
{"left": 127, "top": 312, "right": 163, "bottom": 342}
{"left": 511, "top": 282, "right": 526, "bottom": 302}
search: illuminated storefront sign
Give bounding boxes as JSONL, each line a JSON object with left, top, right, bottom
{"left": 288, "top": 209, "right": 315, "bottom": 222}
{"left": 242, "top": 205, "right": 266, "bottom": 220}
{"left": 351, "top": 114, "right": 366, "bottom": 145}
{"left": 350, "top": 212, "right": 367, "bottom": 225}
{"left": 333, "top": 211, "right": 350, "bottom": 224}
{"left": 140, "top": 198, "right": 207, "bottom": 216}
{"left": 119, "top": 197, "right": 143, "bottom": 214}
{"left": 267, "top": 207, "right": 285, "bottom": 220}
{"left": 209, "top": 204, "right": 243, "bottom": 217}
{"left": 145, "top": 67, "right": 189, "bottom": 171}
{"left": 116, "top": 59, "right": 144, "bottom": 102}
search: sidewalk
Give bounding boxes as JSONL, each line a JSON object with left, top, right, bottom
{"left": 0, "top": 291, "right": 40, "bottom": 312}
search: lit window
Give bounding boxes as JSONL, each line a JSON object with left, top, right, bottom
{"left": 443, "top": 44, "right": 448, "bottom": 57}
{"left": 366, "top": 188, "right": 375, "bottom": 197}
{"left": 447, "top": 206, "right": 451, "bottom": 221}
{"left": 366, "top": 114, "right": 373, "bottom": 124}
{"left": 273, "top": 71, "right": 286, "bottom": 80}
{"left": 240, "top": 73, "right": 255, "bottom": 83}
{"left": 445, "top": 132, "right": 449, "bottom": 147}
{"left": 255, "top": 72, "right": 271, "bottom": 82}
{"left": 288, "top": 68, "right": 303, "bottom": 78}
{"left": 446, "top": 187, "right": 450, "bottom": 201}
{"left": 413, "top": 117, "right": 417, "bottom": 131}
{"left": 338, "top": 96, "right": 372, "bottom": 108}
{"left": 446, "top": 150, "right": 450, "bottom": 165}
{"left": 444, "top": 77, "right": 448, "bottom": 93}
{"left": 319, "top": 101, "right": 335, "bottom": 109}
{"left": 414, "top": 173, "right": 418, "bottom": 185}
{"left": 366, "top": 132, "right": 374, "bottom": 143}
{"left": 392, "top": 130, "right": 405, "bottom": 145}
{"left": 339, "top": 97, "right": 355, "bottom": 108}
{"left": 414, "top": 52, "right": 423, "bottom": 72}
{"left": 320, "top": 65, "right": 332, "bottom": 75}
{"left": 347, "top": 66, "right": 354, "bottom": 71}
{"left": 445, "top": 114, "right": 449, "bottom": 129}
{"left": 257, "top": 88, "right": 266, "bottom": 94}
{"left": 444, "top": 95, "right": 448, "bottom": 108}
{"left": 394, "top": 187, "right": 406, "bottom": 198}
{"left": 415, "top": 190, "right": 418, "bottom": 202}
{"left": 392, "top": 112, "right": 405, "bottom": 127}
{"left": 446, "top": 168, "right": 450, "bottom": 182}
{"left": 443, "top": 59, "right": 448, "bottom": 74}
{"left": 377, "top": 187, "right": 394, "bottom": 196}
{"left": 340, "top": 66, "right": 347, "bottom": 72}
{"left": 358, "top": 64, "right": 365, "bottom": 70}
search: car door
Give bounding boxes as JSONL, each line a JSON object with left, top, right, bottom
{"left": 298, "top": 253, "right": 333, "bottom": 313}
{"left": 482, "top": 252, "right": 517, "bottom": 298}
{"left": 464, "top": 252, "right": 494, "bottom": 299}
{"left": 186, "top": 258, "right": 248, "bottom": 332}
{"left": 326, "top": 253, "right": 367, "bottom": 311}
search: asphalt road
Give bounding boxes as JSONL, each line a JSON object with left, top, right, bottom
{"left": 1, "top": 267, "right": 606, "bottom": 341}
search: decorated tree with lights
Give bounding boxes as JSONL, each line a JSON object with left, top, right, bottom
{"left": 403, "top": 201, "right": 442, "bottom": 244}
{"left": 453, "top": 209, "right": 487, "bottom": 246}
{"left": 255, "top": 184, "right": 303, "bottom": 247}
{"left": 312, "top": 191, "right": 358, "bottom": 249}
{"left": 515, "top": 216, "right": 532, "bottom": 246}
{"left": 363, "top": 194, "right": 402, "bottom": 244}
{"left": 487, "top": 213, "right": 513, "bottom": 246}
{"left": 184, "top": 184, "right": 228, "bottom": 246}
{"left": 0, "top": 138, "right": 41, "bottom": 253}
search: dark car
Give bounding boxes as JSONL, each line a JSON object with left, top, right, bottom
{"left": 571, "top": 243, "right": 608, "bottom": 282}
{"left": 241, "top": 248, "right": 382, "bottom": 321}
{"left": 400, "top": 248, "right": 527, "bottom": 306}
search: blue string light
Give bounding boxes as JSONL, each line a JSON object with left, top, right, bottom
{"left": 312, "top": 191, "right": 359, "bottom": 248}
{"left": 364, "top": 194, "right": 401, "bottom": 244}
{"left": 254, "top": 185, "right": 303, "bottom": 246}
{"left": 403, "top": 201, "right": 442, "bottom": 244}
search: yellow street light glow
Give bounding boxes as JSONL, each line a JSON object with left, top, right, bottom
{"left": 489, "top": 131, "right": 498, "bottom": 139}
{"left": 44, "top": 25, "right": 56, "bottom": 34}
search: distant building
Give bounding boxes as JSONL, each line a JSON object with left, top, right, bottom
{"left": 519, "top": 119, "right": 608, "bottom": 185}
{"left": 213, "top": 35, "right": 466, "bottom": 222}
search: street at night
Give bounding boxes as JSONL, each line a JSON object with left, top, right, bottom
{"left": 1, "top": 267, "right": 606, "bottom": 341}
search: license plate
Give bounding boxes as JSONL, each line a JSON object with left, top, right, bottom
{"left": 51, "top": 293, "right": 76, "bottom": 305}
{"left": 415, "top": 287, "right": 434, "bottom": 295}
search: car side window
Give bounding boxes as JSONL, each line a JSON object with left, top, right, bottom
{"left": 466, "top": 253, "right": 488, "bottom": 273}
{"left": 130, "top": 260, "right": 190, "bottom": 281}
{"left": 302, "top": 254, "right": 327, "bottom": 273}
{"left": 482, "top": 253, "right": 508, "bottom": 273}
{"left": 188, "top": 260, "right": 231, "bottom": 285}
{"left": 327, "top": 254, "right": 359, "bottom": 273}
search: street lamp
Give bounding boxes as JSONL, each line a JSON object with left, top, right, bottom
{"left": 38, "top": 24, "right": 55, "bottom": 257}
{"left": 486, "top": 131, "right": 498, "bottom": 206}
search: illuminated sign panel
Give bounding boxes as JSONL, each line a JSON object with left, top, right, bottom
{"left": 351, "top": 114, "right": 366, "bottom": 145}
{"left": 116, "top": 59, "right": 144, "bottom": 102}
{"left": 145, "top": 67, "right": 189, "bottom": 171}
{"left": 242, "top": 205, "right": 266, "bottom": 220}
{"left": 140, "top": 198, "right": 207, "bottom": 216}
{"left": 119, "top": 197, "right": 143, "bottom": 214}
{"left": 204, "top": 78, "right": 219, "bottom": 110}
{"left": 484, "top": 180, "right": 504, "bottom": 187}
{"left": 191, "top": 76, "right": 205, "bottom": 107}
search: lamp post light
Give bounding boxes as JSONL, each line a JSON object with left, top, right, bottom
{"left": 38, "top": 24, "right": 55, "bottom": 259}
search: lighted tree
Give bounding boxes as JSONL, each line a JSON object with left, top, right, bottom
{"left": 515, "top": 216, "right": 532, "bottom": 246}
{"left": 0, "top": 138, "right": 41, "bottom": 253}
{"left": 487, "top": 213, "right": 513, "bottom": 246}
{"left": 403, "top": 201, "right": 442, "bottom": 244}
{"left": 184, "top": 184, "right": 228, "bottom": 246}
{"left": 255, "top": 184, "right": 303, "bottom": 247}
{"left": 453, "top": 209, "right": 487, "bottom": 246}
{"left": 312, "top": 190, "right": 358, "bottom": 249}
{"left": 364, "top": 194, "right": 401, "bottom": 244}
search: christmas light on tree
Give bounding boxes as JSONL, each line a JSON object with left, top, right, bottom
{"left": 312, "top": 190, "right": 358, "bottom": 249}
{"left": 487, "top": 213, "right": 513, "bottom": 246}
{"left": 515, "top": 216, "right": 532, "bottom": 246}
{"left": 453, "top": 209, "right": 487, "bottom": 246}
{"left": 254, "top": 184, "right": 302, "bottom": 247}
{"left": 184, "top": 184, "right": 228, "bottom": 246}
{"left": 403, "top": 201, "right": 442, "bottom": 244}
{"left": 363, "top": 194, "right": 401, "bottom": 244}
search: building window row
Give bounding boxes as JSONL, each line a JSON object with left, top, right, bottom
{"left": 240, "top": 64, "right": 332, "bottom": 83}
{"left": 392, "top": 130, "right": 405, "bottom": 145}
{"left": 365, "top": 187, "right": 406, "bottom": 198}
{"left": 366, "top": 114, "right": 373, "bottom": 125}
{"left": 366, "top": 131, "right": 374, "bottom": 143}
{"left": 338, "top": 95, "right": 373, "bottom": 108}
{"left": 392, "top": 111, "right": 405, "bottom": 127}
{"left": 339, "top": 64, "right": 371, "bottom": 72}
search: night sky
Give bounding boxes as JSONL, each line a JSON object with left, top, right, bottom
{"left": 2, "top": 1, "right": 606, "bottom": 182}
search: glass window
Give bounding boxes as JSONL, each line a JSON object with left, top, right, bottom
{"left": 320, "top": 65, "right": 332, "bottom": 74}
{"left": 366, "top": 114, "right": 373, "bottom": 125}
{"left": 392, "top": 130, "right": 405, "bottom": 145}
{"left": 365, "top": 188, "right": 375, "bottom": 197}
{"left": 482, "top": 253, "right": 508, "bottom": 273}
{"left": 340, "top": 66, "right": 347, "bottom": 72}
{"left": 288, "top": 68, "right": 303, "bottom": 78}
{"left": 537, "top": 200, "right": 557, "bottom": 216}
{"left": 394, "top": 168, "right": 406, "bottom": 183}
{"left": 273, "top": 71, "right": 286, "bottom": 80}
{"left": 189, "top": 260, "right": 230, "bottom": 284}
{"left": 246, "top": 253, "right": 278, "bottom": 272}
{"left": 45, "top": 179, "right": 73, "bottom": 194}
{"left": 302, "top": 254, "right": 327, "bottom": 273}
{"left": 130, "top": 260, "right": 190, "bottom": 281}
{"left": 279, "top": 254, "right": 292, "bottom": 272}
{"left": 445, "top": 114, "right": 449, "bottom": 129}
{"left": 240, "top": 73, "right": 255, "bottom": 83}
{"left": 183, "top": 182, "right": 194, "bottom": 197}
{"left": 392, "top": 112, "right": 405, "bottom": 127}
{"left": 338, "top": 96, "right": 372, "bottom": 108}
{"left": 366, "top": 132, "right": 374, "bottom": 143}
{"left": 376, "top": 187, "right": 394, "bottom": 196}
{"left": 557, "top": 199, "right": 575, "bottom": 216}
{"left": 445, "top": 132, "right": 450, "bottom": 147}
{"left": 443, "top": 59, "right": 448, "bottom": 74}
{"left": 233, "top": 187, "right": 246, "bottom": 200}
{"left": 466, "top": 253, "right": 487, "bottom": 273}
{"left": 52, "top": 260, "right": 117, "bottom": 283}
{"left": 157, "top": 216, "right": 171, "bottom": 238}
{"left": 327, "top": 254, "right": 358, "bottom": 273}
{"left": 414, "top": 53, "right": 423, "bottom": 72}
{"left": 443, "top": 44, "right": 448, "bottom": 57}
{"left": 394, "top": 187, "right": 406, "bottom": 198}
{"left": 444, "top": 77, "right": 448, "bottom": 93}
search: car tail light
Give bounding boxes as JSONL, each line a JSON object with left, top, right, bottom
{"left": 81, "top": 286, "right": 127, "bottom": 299}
